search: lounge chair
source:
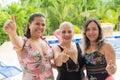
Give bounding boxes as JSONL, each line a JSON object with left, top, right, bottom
{"left": 0, "top": 61, "right": 22, "bottom": 80}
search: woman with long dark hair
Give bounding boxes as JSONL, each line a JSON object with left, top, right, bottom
{"left": 3, "top": 12, "right": 54, "bottom": 80}
{"left": 82, "top": 18, "right": 116, "bottom": 80}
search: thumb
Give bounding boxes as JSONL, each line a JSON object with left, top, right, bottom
{"left": 63, "top": 47, "right": 67, "bottom": 54}
{"left": 11, "top": 15, "right": 15, "bottom": 22}
{"left": 108, "top": 60, "right": 112, "bottom": 65}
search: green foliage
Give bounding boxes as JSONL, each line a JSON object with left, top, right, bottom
{"left": 0, "top": 0, "right": 120, "bottom": 45}
{"left": 0, "top": 9, "right": 10, "bottom": 45}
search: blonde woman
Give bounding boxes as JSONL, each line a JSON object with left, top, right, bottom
{"left": 53, "top": 22, "right": 85, "bottom": 80}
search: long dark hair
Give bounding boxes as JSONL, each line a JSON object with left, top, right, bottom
{"left": 82, "top": 18, "right": 104, "bottom": 51}
{"left": 24, "top": 12, "right": 46, "bottom": 38}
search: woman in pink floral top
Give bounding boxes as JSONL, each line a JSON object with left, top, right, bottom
{"left": 3, "top": 12, "right": 54, "bottom": 80}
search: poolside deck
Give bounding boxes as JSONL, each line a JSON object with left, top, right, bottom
{"left": 0, "top": 32, "right": 120, "bottom": 80}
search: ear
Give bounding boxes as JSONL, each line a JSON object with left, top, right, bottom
{"left": 28, "top": 23, "right": 31, "bottom": 28}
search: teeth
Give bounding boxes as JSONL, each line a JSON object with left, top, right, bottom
{"left": 37, "top": 30, "right": 41, "bottom": 32}
{"left": 64, "top": 37, "right": 70, "bottom": 40}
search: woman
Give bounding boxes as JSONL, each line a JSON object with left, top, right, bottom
{"left": 53, "top": 22, "right": 85, "bottom": 80}
{"left": 82, "top": 18, "right": 117, "bottom": 80}
{"left": 3, "top": 13, "right": 54, "bottom": 80}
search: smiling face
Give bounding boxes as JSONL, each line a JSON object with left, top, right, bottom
{"left": 59, "top": 22, "right": 74, "bottom": 43}
{"left": 29, "top": 16, "right": 46, "bottom": 38}
{"left": 85, "top": 21, "right": 99, "bottom": 42}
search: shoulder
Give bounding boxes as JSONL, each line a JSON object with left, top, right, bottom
{"left": 52, "top": 45, "right": 62, "bottom": 53}
{"left": 102, "top": 42, "right": 115, "bottom": 54}
{"left": 75, "top": 43, "right": 82, "bottom": 49}
{"left": 102, "top": 42, "right": 113, "bottom": 50}
{"left": 15, "top": 36, "right": 27, "bottom": 50}
{"left": 52, "top": 45, "right": 59, "bottom": 50}
{"left": 40, "top": 39, "right": 49, "bottom": 48}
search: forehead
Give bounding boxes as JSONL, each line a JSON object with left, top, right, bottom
{"left": 33, "top": 16, "right": 45, "bottom": 22}
{"left": 87, "top": 21, "right": 98, "bottom": 28}
{"left": 60, "top": 25, "right": 73, "bottom": 31}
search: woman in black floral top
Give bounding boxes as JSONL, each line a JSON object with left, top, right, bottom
{"left": 82, "top": 18, "right": 117, "bottom": 80}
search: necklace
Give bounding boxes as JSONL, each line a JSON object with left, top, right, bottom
{"left": 66, "top": 62, "right": 79, "bottom": 72}
{"left": 66, "top": 45, "right": 78, "bottom": 64}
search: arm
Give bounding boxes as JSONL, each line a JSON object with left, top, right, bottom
{"left": 104, "top": 43, "right": 117, "bottom": 75}
{"left": 3, "top": 15, "right": 24, "bottom": 51}
{"left": 53, "top": 45, "right": 63, "bottom": 66}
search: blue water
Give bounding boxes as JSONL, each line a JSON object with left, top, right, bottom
{"left": 105, "top": 36, "right": 120, "bottom": 59}
{"left": 47, "top": 36, "right": 120, "bottom": 59}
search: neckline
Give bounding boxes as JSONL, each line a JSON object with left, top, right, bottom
{"left": 25, "top": 40, "right": 44, "bottom": 57}
{"left": 58, "top": 43, "right": 79, "bottom": 64}
{"left": 85, "top": 51, "right": 98, "bottom": 54}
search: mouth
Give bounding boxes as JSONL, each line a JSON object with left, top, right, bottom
{"left": 88, "top": 35, "right": 95, "bottom": 38}
{"left": 64, "top": 37, "right": 71, "bottom": 40}
{"left": 36, "top": 29, "right": 42, "bottom": 33}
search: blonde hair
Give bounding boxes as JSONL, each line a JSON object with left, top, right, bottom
{"left": 59, "top": 21, "right": 74, "bottom": 32}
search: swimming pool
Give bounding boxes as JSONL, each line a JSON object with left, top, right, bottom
{"left": 47, "top": 36, "right": 120, "bottom": 59}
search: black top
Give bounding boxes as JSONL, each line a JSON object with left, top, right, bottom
{"left": 56, "top": 43, "right": 85, "bottom": 80}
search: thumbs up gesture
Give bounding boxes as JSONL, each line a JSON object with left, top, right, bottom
{"left": 3, "top": 15, "right": 17, "bottom": 35}
{"left": 106, "top": 60, "right": 117, "bottom": 75}
{"left": 61, "top": 46, "right": 69, "bottom": 63}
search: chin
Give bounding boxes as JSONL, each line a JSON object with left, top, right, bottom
{"left": 35, "top": 34, "right": 42, "bottom": 38}
{"left": 64, "top": 40, "right": 71, "bottom": 42}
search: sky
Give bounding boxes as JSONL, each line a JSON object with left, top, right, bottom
{"left": 0, "top": 0, "right": 19, "bottom": 7}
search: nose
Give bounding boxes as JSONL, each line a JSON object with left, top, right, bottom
{"left": 39, "top": 25, "right": 45, "bottom": 29}
{"left": 65, "top": 32, "right": 70, "bottom": 36}
{"left": 89, "top": 30, "right": 93, "bottom": 33}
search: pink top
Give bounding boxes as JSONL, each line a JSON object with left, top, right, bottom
{"left": 18, "top": 40, "right": 54, "bottom": 80}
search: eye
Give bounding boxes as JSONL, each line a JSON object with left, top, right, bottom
{"left": 68, "top": 31, "right": 72, "bottom": 33}
{"left": 93, "top": 27, "right": 98, "bottom": 31}
{"left": 41, "top": 23, "right": 45, "bottom": 26}
{"left": 36, "top": 23, "right": 40, "bottom": 26}
{"left": 62, "top": 31, "right": 66, "bottom": 34}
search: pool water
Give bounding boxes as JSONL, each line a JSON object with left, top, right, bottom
{"left": 105, "top": 36, "right": 120, "bottom": 59}
{"left": 48, "top": 36, "right": 120, "bottom": 59}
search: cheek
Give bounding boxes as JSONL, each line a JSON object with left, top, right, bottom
{"left": 29, "top": 27, "right": 34, "bottom": 33}
{"left": 70, "top": 34, "right": 73, "bottom": 37}
{"left": 43, "top": 27, "right": 46, "bottom": 31}
{"left": 85, "top": 32, "right": 89, "bottom": 36}
{"left": 96, "top": 31, "right": 99, "bottom": 37}
{"left": 29, "top": 25, "right": 34, "bottom": 30}
{"left": 60, "top": 35, "right": 64, "bottom": 39}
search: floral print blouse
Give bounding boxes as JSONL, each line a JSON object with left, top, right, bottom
{"left": 18, "top": 40, "right": 54, "bottom": 80}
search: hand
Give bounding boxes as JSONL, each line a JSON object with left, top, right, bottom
{"left": 3, "top": 15, "right": 17, "bottom": 35}
{"left": 44, "top": 50, "right": 53, "bottom": 60}
{"left": 61, "top": 52, "right": 69, "bottom": 63}
{"left": 61, "top": 47, "right": 69, "bottom": 63}
{"left": 106, "top": 60, "right": 117, "bottom": 75}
